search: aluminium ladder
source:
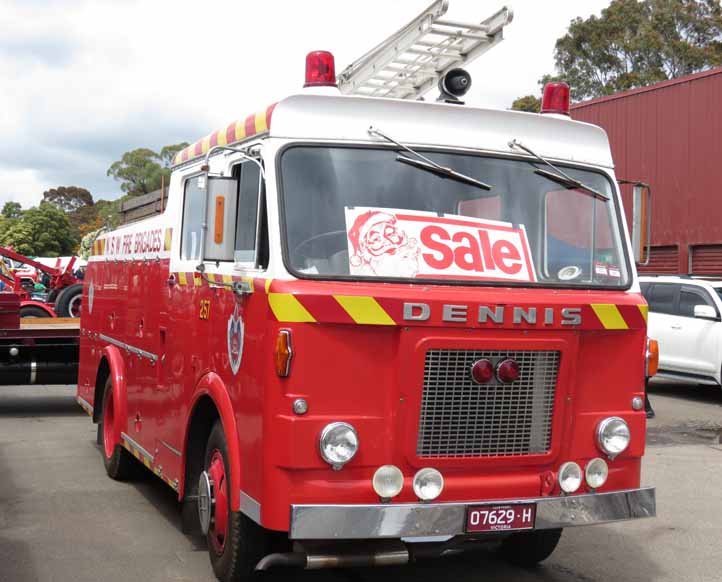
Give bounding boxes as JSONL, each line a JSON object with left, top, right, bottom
{"left": 337, "top": 0, "right": 513, "bottom": 101}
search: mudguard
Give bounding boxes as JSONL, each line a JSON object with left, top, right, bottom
{"left": 20, "top": 300, "right": 56, "bottom": 317}
{"left": 97, "top": 345, "right": 128, "bottom": 428}
{"left": 185, "top": 372, "right": 242, "bottom": 510}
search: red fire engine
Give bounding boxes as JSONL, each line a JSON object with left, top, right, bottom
{"left": 77, "top": 3, "right": 657, "bottom": 579}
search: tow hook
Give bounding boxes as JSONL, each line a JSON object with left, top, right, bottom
{"left": 198, "top": 471, "right": 214, "bottom": 535}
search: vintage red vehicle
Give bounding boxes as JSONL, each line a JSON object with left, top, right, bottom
{"left": 1, "top": 246, "right": 83, "bottom": 317}
{"left": 76, "top": 3, "right": 657, "bottom": 580}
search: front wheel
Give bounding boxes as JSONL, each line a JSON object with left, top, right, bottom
{"left": 202, "top": 421, "right": 269, "bottom": 581}
{"left": 498, "top": 528, "right": 562, "bottom": 567}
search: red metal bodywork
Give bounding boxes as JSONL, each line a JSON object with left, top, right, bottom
{"left": 572, "top": 67, "right": 722, "bottom": 274}
{"left": 77, "top": 253, "right": 648, "bottom": 533}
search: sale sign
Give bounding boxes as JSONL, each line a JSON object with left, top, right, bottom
{"left": 345, "top": 207, "right": 536, "bottom": 283}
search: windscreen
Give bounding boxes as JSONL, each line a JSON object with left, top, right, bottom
{"left": 280, "top": 146, "right": 629, "bottom": 287}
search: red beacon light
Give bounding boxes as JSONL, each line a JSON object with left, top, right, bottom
{"left": 541, "top": 82, "right": 571, "bottom": 116}
{"left": 304, "top": 50, "right": 337, "bottom": 88}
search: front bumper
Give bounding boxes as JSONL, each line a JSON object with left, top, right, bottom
{"left": 289, "top": 487, "right": 655, "bottom": 539}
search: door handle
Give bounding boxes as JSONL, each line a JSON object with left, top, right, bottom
{"left": 670, "top": 324, "right": 682, "bottom": 330}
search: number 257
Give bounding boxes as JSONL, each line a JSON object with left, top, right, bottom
{"left": 199, "top": 299, "right": 211, "bottom": 320}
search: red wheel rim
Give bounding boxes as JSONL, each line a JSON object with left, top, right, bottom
{"left": 103, "top": 393, "right": 115, "bottom": 459}
{"left": 207, "top": 450, "right": 229, "bottom": 554}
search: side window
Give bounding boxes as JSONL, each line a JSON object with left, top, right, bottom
{"left": 234, "top": 161, "right": 265, "bottom": 266}
{"left": 181, "top": 176, "right": 205, "bottom": 261}
{"left": 679, "top": 287, "right": 715, "bottom": 318}
{"left": 647, "top": 284, "right": 678, "bottom": 315}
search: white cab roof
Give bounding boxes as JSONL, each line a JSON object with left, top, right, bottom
{"left": 269, "top": 93, "right": 614, "bottom": 169}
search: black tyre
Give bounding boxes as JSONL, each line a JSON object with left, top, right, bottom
{"left": 19, "top": 305, "right": 51, "bottom": 318}
{"left": 204, "top": 421, "right": 269, "bottom": 581}
{"left": 499, "top": 528, "right": 562, "bottom": 567}
{"left": 55, "top": 283, "right": 84, "bottom": 317}
{"left": 98, "top": 377, "right": 136, "bottom": 480}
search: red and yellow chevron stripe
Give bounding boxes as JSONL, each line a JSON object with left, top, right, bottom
{"left": 173, "top": 103, "right": 278, "bottom": 166}
{"left": 91, "top": 238, "right": 106, "bottom": 257}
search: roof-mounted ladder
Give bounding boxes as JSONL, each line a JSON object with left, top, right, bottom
{"left": 337, "top": 0, "right": 513, "bottom": 101}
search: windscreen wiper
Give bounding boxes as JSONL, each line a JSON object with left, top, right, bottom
{"left": 508, "top": 139, "right": 609, "bottom": 202}
{"left": 368, "top": 126, "right": 491, "bottom": 191}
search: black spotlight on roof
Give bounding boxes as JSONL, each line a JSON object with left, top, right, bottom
{"left": 437, "top": 68, "right": 472, "bottom": 104}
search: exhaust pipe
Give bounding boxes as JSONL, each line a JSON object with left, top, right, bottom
{"left": 255, "top": 548, "right": 410, "bottom": 571}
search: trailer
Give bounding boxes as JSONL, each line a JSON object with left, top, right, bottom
{"left": 0, "top": 293, "right": 79, "bottom": 385}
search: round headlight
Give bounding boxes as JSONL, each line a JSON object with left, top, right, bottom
{"left": 412, "top": 468, "right": 444, "bottom": 501}
{"left": 372, "top": 465, "right": 404, "bottom": 499}
{"left": 597, "top": 417, "right": 630, "bottom": 458}
{"left": 585, "top": 458, "right": 609, "bottom": 489}
{"left": 319, "top": 422, "right": 358, "bottom": 469}
{"left": 558, "top": 461, "right": 582, "bottom": 494}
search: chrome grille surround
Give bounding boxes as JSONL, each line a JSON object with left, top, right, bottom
{"left": 417, "top": 349, "right": 560, "bottom": 458}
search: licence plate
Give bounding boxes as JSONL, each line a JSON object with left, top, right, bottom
{"left": 466, "top": 503, "right": 536, "bottom": 533}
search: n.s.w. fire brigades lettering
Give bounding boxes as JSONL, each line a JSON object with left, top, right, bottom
{"left": 103, "top": 228, "right": 164, "bottom": 258}
{"left": 345, "top": 207, "right": 535, "bottom": 283}
{"left": 403, "top": 303, "right": 582, "bottom": 326}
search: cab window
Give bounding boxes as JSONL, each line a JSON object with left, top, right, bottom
{"left": 181, "top": 175, "right": 205, "bottom": 261}
{"left": 232, "top": 160, "right": 268, "bottom": 269}
{"left": 234, "top": 162, "right": 262, "bottom": 264}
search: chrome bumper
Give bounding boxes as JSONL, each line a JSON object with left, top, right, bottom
{"left": 289, "top": 487, "right": 655, "bottom": 540}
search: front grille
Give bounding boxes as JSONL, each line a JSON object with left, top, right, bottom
{"left": 417, "top": 349, "right": 560, "bottom": 458}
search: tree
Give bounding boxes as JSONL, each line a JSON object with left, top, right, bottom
{"left": 159, "top": 142, "right": 189, "bottom": 167}
{"left": 545, "top": 0, "right": 722, "bottom": 101}
{"left": 511, "top": 95, "right": 541, "bottom": 113}
{"left": 42, "top": 186, "right": 93, "bottom": 213}
{"left": 107, "top": 142, "right": 189, "bottom": 197}
{"left": 0, "top": 203, "right": 77, "bottom": 257}
{"left": 1, "top": 201, "right": 22, "bottom": 219}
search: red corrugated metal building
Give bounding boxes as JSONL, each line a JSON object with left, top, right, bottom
{"left": 571, "top": 67, "right": 722, "bottom": 275}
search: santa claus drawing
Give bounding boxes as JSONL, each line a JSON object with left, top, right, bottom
{"left": 346, "top": 209, "right": 419, "bottom": 277}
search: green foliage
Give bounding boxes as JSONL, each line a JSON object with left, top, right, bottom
{"left": 42, "top": 186, "right": 94, "bottom": 213}
{"left": 0, "top": 203, "right": 78, "bottom": 257}
{"left": 159, "top": 143, "right": 189, "bottom": 167}
{"left": 511, "top": 95, "right": 541, "bottom": 113}
{"left": 107, "top": 142, "right": 189, "bottom": 197}
{"left": 2, "top": 202, "right": 22, "bottom": 219}
{"left": 548, "top": 0, "right": 722, "bottom": 100}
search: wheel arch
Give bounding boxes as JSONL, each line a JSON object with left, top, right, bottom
{"left": 92, "top": 345, "right": 127, "bottom": 426}
{"left": 181, "top": 372, "right": 242, "bottom": 511}
{"left": 19, "top": 300, "right": 56, "bottom": 317}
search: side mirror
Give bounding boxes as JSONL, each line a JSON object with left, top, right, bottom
{"left": 631, "top": 183, "right": 652, "bottom": 265}
{"left": 203, "top": 177, "right": 238, "bottom": 262}
{"left": 693, "top": 304, "right": 717, "bottom": 320}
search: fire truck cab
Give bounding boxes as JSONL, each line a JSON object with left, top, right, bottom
{"left": 77, "top": 3, "right": 656, "bottom": 579}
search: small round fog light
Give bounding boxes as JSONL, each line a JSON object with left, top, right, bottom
{"left": 558, "top": 461, "right": 582, "bottom": 494}
{"left": 412, "top": 468, "right": 444, "bottom": 501}
{"left": 631, "top": 396, "right": 644, "bottom": 411}
{"left": 585, "top": 458, "right": 609, "bottom": 489}
{"left": 597, "top": 417, "right": 630, "bottom": 458}
{"left": 372, "top": 465, "right": 404, "bottom": 499}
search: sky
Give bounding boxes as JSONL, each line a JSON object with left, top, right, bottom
{"left": 0, "top": 0, "right": 611, "bottom": 209}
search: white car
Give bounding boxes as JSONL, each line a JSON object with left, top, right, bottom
{"left": 640, "top": 276, "right": 722, "bottom": 386}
